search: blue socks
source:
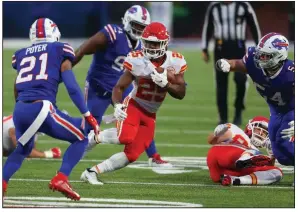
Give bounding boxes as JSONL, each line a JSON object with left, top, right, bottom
{"left": 145, "top": 140, "right": 158, "bottom": 158}
{"left": 3, "top": 141, "right": 34, "bottom": 182}
{"left": 59, "top": 138, "right": 88, "bottom": 176}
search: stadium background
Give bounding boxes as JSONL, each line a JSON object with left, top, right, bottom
{"left": 2, "top": 1, "right": 295, "bottom": 208}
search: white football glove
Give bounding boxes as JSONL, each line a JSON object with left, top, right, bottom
{"left": 281, "top": 121, "right": 294, "bottom": 139}
{"left": 214, "top": 124, "right": 229, "bottom": 137}
{"left": 150, "top": 69, "right": 168, "bottom": 88}
{"left": 216, "top": 59, "right": 231, "bottom": 73}
{"left": 114, "top": 103, "right": 127, "bottom": 121}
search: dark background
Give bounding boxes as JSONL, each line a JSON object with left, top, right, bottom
{"left": 3, "top": 1, "right": 294, "bottom": 40}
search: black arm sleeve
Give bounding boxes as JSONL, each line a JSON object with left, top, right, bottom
{"left": 201, "top": 3, "right": 215, "bottom": 52}
{"left": 244, "top": 2, "right": 261, "bottom": 45}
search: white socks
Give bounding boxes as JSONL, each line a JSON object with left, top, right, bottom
{"left": 234, "top": 169, "right": 282, "bottom": 185}
{"left": 85, "top": 128, "right": 120, "bottom": 153}
{"left": 90, "top": 152, "right": 130, "bottom": 174}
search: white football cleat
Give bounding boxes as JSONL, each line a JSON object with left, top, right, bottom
{"left": 80, "top": 168, "right": 103, "bottom": 185}
{"left": 148, "top": 154, "right": 173, "bottom": 168}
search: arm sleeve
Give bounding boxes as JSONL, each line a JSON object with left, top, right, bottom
{"left": 61, "top": 70, "right": 89, "bottom": 114}
{"left": 244, "top": 2, "right": 261, "bottom": 45}
{"left": 201, "top": 3, "right": 215, "bottom": 51}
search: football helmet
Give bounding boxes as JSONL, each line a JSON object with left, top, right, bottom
{"left": 254, "top": 32, "right": 289, "bottom": 76}
{"left": 30, "top": 18, "right": 61, "bottom": 44}
{"left": 141, "top": 22, "right": 170, "bottom": 59}
{"left": 244, "top": 116, "right": 269, "bottom": 148}
{"left": 122, "top": 5, "right": 151, "bottom": 40}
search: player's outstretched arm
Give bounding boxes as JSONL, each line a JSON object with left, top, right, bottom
{"left": 72, "top": 32, "right": 108, "bottom": 67}
{"left": 166, "top": 73, "right": 186, "bottom": 100}
{"left": 60, "top": 59, "right": 100, "bottom": 138}
{"left": 215, "top": 59, "right": 247, "bottom": 73}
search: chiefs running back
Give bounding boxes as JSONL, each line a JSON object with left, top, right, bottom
{"left": 80, "top": 22, "right": 187, "bottom": 184}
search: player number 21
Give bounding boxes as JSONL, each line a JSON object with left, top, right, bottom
{"left": 16, "top": 53, "right": 48, "bottom": 84}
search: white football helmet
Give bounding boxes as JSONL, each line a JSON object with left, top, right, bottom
{"left": 122, "top": 5, "right": 151, "bottom": 40}
{"left": 29, "top": 18, "right": 61, "bottom": 44}
{"left": 254, "top": 33, "right": 289, "bottom": 75}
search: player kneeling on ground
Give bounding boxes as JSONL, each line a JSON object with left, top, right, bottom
{"left": 3, "top": 115, "right": 61, "bottom": 158}
{"left": 81, "top": 22, "right": 187, "bottom": 185}
{"left": 207, "top": 116, "right": 283, "bottom": 186}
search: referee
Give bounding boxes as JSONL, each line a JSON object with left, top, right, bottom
{"left": 201, "top": 2, "right": 261, "bottom": 125}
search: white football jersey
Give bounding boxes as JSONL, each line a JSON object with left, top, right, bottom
{"left": 3, "top": 115, "right": 15, "bottom": 152}
{"left": 123, "top": 50, "right": 187, "bottom": 113}
{"left": 226, "top": 123, "right": 259, "bottom": 150}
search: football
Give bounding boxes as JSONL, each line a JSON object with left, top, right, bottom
{"left": 155, "top": 67, "right": 177, "bottom": 84}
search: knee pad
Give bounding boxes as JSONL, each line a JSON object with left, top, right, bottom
{"left": 124, "top": 151, "right": 140, "bottom": 163}
{"left": 119, "top": 134, "right": 135, "bottom": 145}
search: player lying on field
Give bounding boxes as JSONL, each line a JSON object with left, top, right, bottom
{"left": 207, "top": 116, "right": 283, "bottom": 186}
{"left": 3, "top": 115, "right": 61, "bottom": 158}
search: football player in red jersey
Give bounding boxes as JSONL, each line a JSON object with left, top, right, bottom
{"left": 207, "top": 116, "right": 283, "bottom": 186}
{"left": 81, "top": 22, "right": 188, "bottom": 184}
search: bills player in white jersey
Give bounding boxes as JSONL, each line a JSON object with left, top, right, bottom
{"left": 3, "top": 115, "right": 61, "bottom": 158}
{"left": 81, "top": 22, "right": 187, "bottom": 184}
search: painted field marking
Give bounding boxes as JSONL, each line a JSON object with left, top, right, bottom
{"left": 36, "top": 139, "right": 211, "bottom": 147}
{"left": 4, "top": 196, "right": 203, "bottom": 207}
{"left": 9, "top": 178, "right": 294, "bottom": 190}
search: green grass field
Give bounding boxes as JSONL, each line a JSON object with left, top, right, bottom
{"left": 2, "top": 49, "right": 294, "bottom": 208}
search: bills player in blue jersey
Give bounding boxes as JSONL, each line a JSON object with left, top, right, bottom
{"left": 216, "top": 33, "right": 294, "bottom": 166}
{"left": 73, "top": 5, "right": 172, "bottom": 167}
{"left": 2, "top": 18, "right": 100, "bottom": 200}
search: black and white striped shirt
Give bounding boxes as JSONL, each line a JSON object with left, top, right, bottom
{"left": 201, "top": 2, "right": 261, "bottom": 51}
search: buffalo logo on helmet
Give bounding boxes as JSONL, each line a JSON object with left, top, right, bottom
{"left": 271, "top": 38, "right": 289, "bottom": 50}
{"left": 128, "top": 7, "right": 138, "bottom": 14}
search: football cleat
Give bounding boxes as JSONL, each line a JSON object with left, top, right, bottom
{"left": 148, "top": 154, "right": 173, "bottom": 168}
{"left": 3, "top": 180, "right": 7, "bottom": 196}
{"left": 51, "top": 147, "right": 62, "bottom": 158}
{"left": 236, "top": 155, "right": 272, "bottom": 169}
{"left": 49, "top": 172, "right": 80, "bottom": 201}
{"left": 80, "top": 168, "right": 104, "bottom": 185}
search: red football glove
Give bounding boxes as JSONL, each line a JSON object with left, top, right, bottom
{"left": 51, "top": 147, "right": 62, "bottom": 158}
{"left": 84, "top": 112, "right": 100, "bottom": 140}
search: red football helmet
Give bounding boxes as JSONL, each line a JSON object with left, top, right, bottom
{"left": 244, "top": 116, "right": 269, "bottom": 148}
{"left": 141, "top": 22, "right": 169, "bottom": 59}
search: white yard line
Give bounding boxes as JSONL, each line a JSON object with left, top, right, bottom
{"left": 10, "top": 178, "right": 293, "bottom": 190}
{"left": 36, "top": 140, "right": 210, "bottom": 148}
{"left": 4, "top": 196, "right": 202, "bottom": 207}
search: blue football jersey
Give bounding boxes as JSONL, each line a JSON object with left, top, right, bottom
{"left": 243, "top": 47, "right": 294, "bottom": 114}
{"left": 86, "top": 24, "right": 142, "bottom": 92}
{"left": 12, "top": 42, "right": 75, "bottom": 105}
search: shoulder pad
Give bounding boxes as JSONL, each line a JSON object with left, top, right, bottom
{"left": 168, "top": 51, "right": 187, "bottom": 74}
{"left": 124, "top": 51, "right": 153, "bottom": 76}
{"left": 58, "top": 42, "right": 75, "bottom": 62}
{"left": 102, "top": 24, "right": 124, "bottom": 43}
{"left": 243, "top": 46, "right": 256, "bottom": 65}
